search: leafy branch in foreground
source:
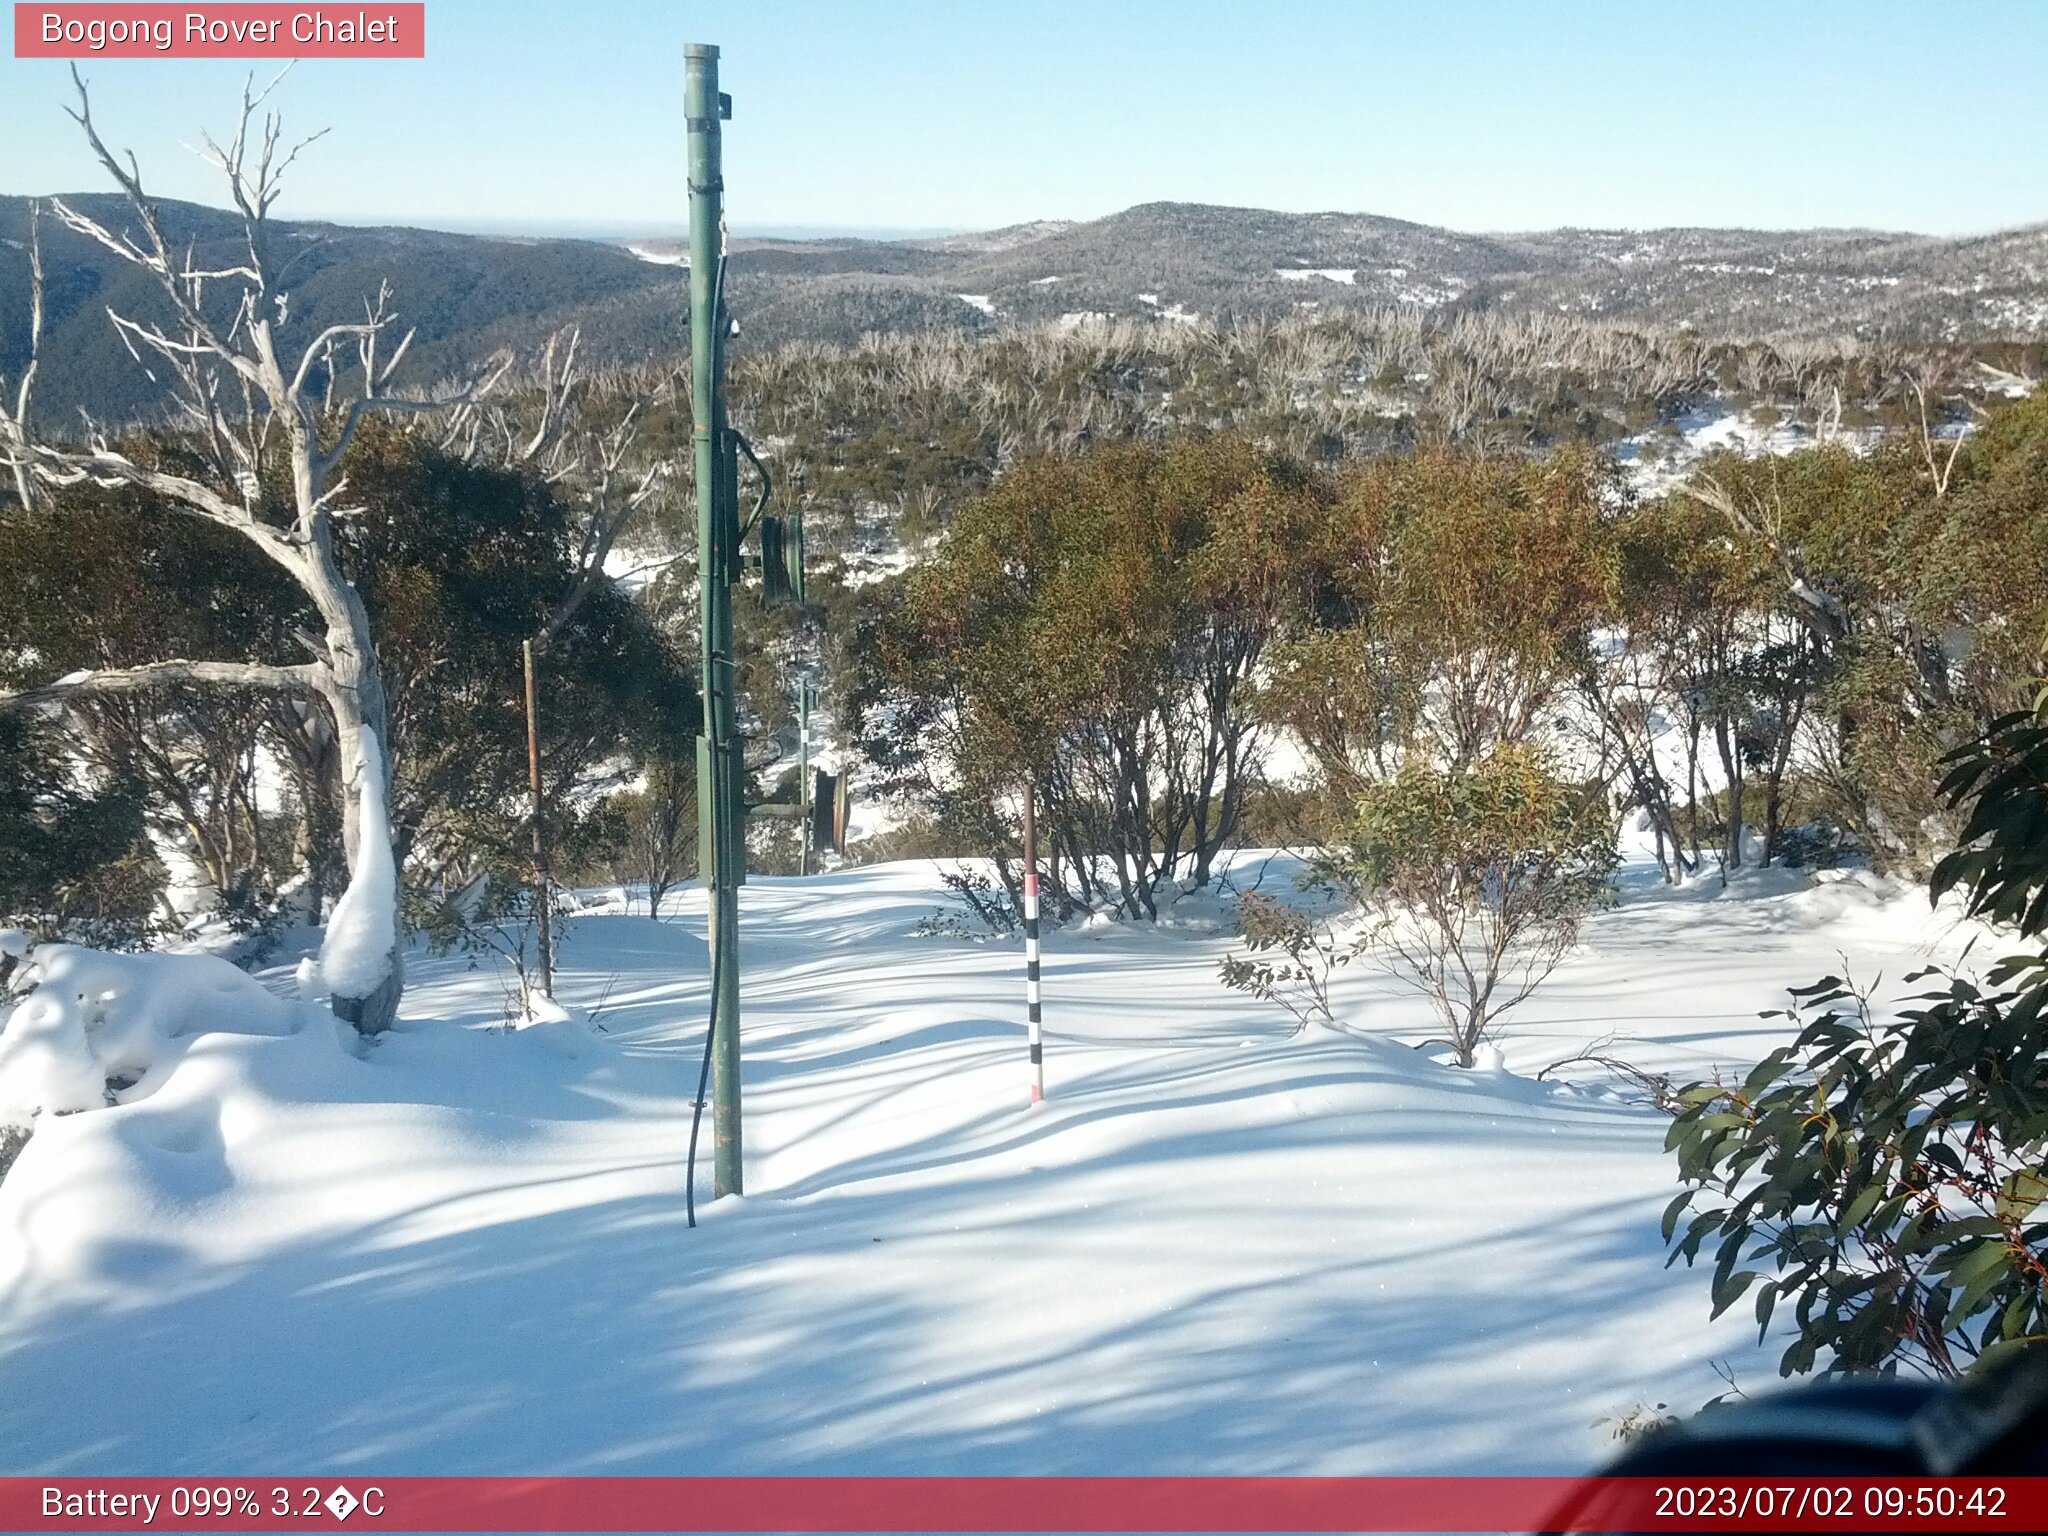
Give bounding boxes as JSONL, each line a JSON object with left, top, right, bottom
{"left": 1664, "top": 699, "right": 2048, "bottom": 1379}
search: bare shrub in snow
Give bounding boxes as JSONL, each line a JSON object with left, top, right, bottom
{"left": 938, "top": 867, "right": 1018, "bottom": 937}
{"left": 607, "top": 757, "right": 695, "bottom": 918}
{"left": 1536, "top": 1034, "right": 1682, "bottom": 1112}
{"left": 1331, "top": 744, "right": 1617, "bottom": 1067}
{"left": 1593, "top": 1401, "right": 1677, "bottom": 1443}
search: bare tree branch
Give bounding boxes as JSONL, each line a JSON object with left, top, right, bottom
{"left": 0, "top": 659, "right": 321, "bottom": 716}
{"left": 6, "top": 438, "right": 305, "bottom": 567}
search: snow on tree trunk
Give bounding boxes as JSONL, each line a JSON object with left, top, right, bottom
{"left": 322, "top": 725, "right": 403, "bottom": 1034}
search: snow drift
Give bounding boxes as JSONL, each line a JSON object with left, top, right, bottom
{"left": 0, "top": 945, "right": 308, "bottom": 1128}
{"left": 0, "top": 846, "right": 1991, "bottom": 1476}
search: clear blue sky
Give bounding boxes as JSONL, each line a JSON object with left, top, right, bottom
{"left": 2, "top": 0, "right": 2043, "bottom": 237}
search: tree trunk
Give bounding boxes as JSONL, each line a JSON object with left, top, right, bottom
{"left": 1763, "top": 772, "right": 1783, "bottom": 866}
{"left": 1685, "top": 714, "right": 1702, "bottom": 869}
{"left": 1715, "top": 714, "right": 1744, "bottom": 873}
{"left": 318, "top": 583, "right": 404, "bottom": 1034}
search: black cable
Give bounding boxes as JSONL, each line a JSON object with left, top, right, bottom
{"left": 731, "top": 428, "right": 773, "bottom": 539}
{"left": 685, "top": 918, "right": 724, "bottom": 1229}
{"left": 686, "top": 247, "right": 733, "bottom": 1233}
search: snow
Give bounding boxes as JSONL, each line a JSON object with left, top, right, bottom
{"left": 0, "top": 944, "right": 310, "bottom": 1130}
{"left": 1135, "top": 291, "right": 1197, "bottom": 323}
{"left": 147, "top": 825, "right": 221, "bottom": 921}
{"left": 0, "top": 839, "right": 1991, "bottom": 1474}
{"left": 953, "top": 293, "right": 996, "bottom": 316}
{"left": 1276, "top": 267, "right": 1357, "bottom": 284}
{"left": 601, "top": 540, "right": 676, "bottom": 598}
{"left": 1615, "top": 402, "right": 1870, "bottom": 497}
{"left": 317, "top": 729, "right": 398, "bottom": 1001}
{"left": 622, "top": 243, "right": 687, "bottom": 268}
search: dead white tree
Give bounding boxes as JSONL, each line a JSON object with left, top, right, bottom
{"left": 0, "top": 69, "right": 501, "bottom": 1032}
{"left": 2, "top": 200, "right": 44, "bottom": 509}
{"left": 1908, "top": 373, "right": 1971, "bottom": 500}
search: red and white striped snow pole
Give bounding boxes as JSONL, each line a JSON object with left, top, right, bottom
{"left": 1021, "top": 780, "right": 1045, "bottom": 1105}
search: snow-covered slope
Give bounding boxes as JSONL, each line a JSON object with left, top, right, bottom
{"left": 0, "top": 850, "right": 1986, "bottom": 1475}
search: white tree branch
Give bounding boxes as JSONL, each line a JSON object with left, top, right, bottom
{"left": 0, "top": 658, "right": 323, "bottom": 716}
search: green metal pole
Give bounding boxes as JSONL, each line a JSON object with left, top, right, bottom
{"left": 687, "top": 43, "right": 743, "bottom": 1199}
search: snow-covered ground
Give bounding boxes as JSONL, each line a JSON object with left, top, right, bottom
{"left": 1615, "top": 403, "right": 1874, "bottom": 497}
{"left": 0, "top": 844, "right": 1987, "bottom": 1475}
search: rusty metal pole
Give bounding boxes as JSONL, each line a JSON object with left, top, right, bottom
{"left": 522, "top": 637, "right": 553, "bottom": 998}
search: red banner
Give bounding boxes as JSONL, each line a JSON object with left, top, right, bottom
{"left": 13, "top": 4, "right": 425, "bottom": 58}
{"left": 6, "top": 1476, "right": 2048, "bottom": 1532}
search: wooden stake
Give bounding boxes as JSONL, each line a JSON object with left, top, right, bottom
{"left": 523, "top": 637, "right": 553, "bottom": 999}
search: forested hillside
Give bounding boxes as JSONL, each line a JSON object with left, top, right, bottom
{"left": 7, "top": 194, "right": 2047, "bottom": 425}
{"left": 0, "top": 195, "right": 683, "bottom": 422}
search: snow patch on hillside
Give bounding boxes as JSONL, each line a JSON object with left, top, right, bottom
{"left": 622, "top": 243, "right": 688, "bottom": 267}
{"left": 1615, "top": 403, "right": 1875, "bottom": 497}
{"left": 1137, "top": 292, "right": 1200, "bottom": 325}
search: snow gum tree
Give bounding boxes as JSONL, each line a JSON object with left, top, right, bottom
{"left": 1258, "top": 443, "right": 1616, "bottom": 789}
{"left": 0, "top": 72, "right": 498, "bottom": 1032}
{"left": 0, "top": 486, "right": 306, "bottom": 923}
{"left": 853, "top": 435, "right": 1335, "bottom": 919}
{"left": 1664, "top": 402, "right": 2048, "bottom": 873}
{"left": 0, "top": 713, "right": 154, "bottom": 946}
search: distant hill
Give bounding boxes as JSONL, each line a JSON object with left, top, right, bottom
{"left": 0, "top": 195, "right": 688, "bottom": 423}
{"left": 5, "top": 195, "right": 2045, "bottom": 424}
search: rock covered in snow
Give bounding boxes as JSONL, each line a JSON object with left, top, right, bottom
{"left": 0, "top": 944, "right": 305, "bottom": 1128}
